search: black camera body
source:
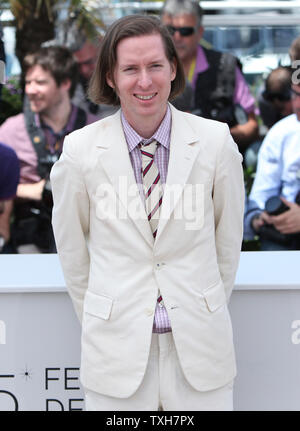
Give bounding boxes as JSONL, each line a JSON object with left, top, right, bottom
{"left": 12, "top": 158, "right": 56, "bottom": 253}
{"left": 259, "top": 196, "right": 292, "bottom": 245}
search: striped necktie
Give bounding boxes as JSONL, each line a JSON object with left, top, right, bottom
{"left": 141, "top": 140, "right": 164, "bottom": 307}
{"left": 140, "top": 140, "right": 163, "bottom": 239}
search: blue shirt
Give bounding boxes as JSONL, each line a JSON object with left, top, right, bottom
{"left": 244, "top": 114, "right": 300, "bottom": 239}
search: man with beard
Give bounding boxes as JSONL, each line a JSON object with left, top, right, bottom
{"left": 0, "top": 45, "right": 96, "bottom": 253}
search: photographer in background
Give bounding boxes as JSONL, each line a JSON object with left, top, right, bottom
{"left": 161, "top": 0, "right": 258, "bottom": 155}
{"left": 0, "top": 45, "right": 96, "bottom": 253}
{"left": 71, "top": 34, "right": 117, "bottom": 119}
{"left": 258, "top": 66, "right": 293, "bottom": 130}
{"left": 244, "top": 79, "right": 300, "bottom": 250}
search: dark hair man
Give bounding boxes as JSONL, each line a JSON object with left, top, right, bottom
{"left": 161, "top": 0, "right": 258, "bottom": 153}
{"left": 63, "top": 30, "right": 117, "bottom": 119}
{"left": 51, "top": 14, "right": 244, "bottom": 411}
{"left": 0, "top": 45, "right": 97, "bottom": 253}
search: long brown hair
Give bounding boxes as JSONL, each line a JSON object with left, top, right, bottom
{"left": 88, "top": 14, "right": 185, "bottom": 106}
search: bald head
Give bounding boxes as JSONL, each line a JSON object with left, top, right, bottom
{"left": 265, "top": 66, "right": 292, "bottom": 96}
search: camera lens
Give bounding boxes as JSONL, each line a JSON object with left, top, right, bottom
{"left": 265, "top": 196, "right": 289, "bottom": 215}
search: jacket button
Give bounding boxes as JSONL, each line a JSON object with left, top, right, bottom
{"left": 145, "top": 308, "right": 154, "bottom": 316}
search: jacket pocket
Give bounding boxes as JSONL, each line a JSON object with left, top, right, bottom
{"left": 83, "top": 290, "right": 113, "bottom": 320}
{"left": 203, "top": 280, "right": 226, "bottom": 312}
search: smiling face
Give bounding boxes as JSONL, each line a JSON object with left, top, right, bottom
{"left": 106, "top": 33, "right": 176, "bottom": 136}
{"left": 25, "top": 64, "right": 70, "bottom": 115}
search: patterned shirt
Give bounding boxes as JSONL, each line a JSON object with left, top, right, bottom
{"left": 121, "top": 106, "right": 172, "bottom": 333}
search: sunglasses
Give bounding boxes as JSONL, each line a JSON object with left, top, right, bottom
{"left": 263, "top": 90, "right": 291, "bottom": 102}
{"left": 290, "top": 87, "right": 300, "bottom": 98}
{"left": 166, "top": 25, "right": 196, "bottom": 37}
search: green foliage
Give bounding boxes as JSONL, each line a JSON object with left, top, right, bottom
{"left": 244, "top": 164, "right": 256, "bottom": 197}
{"left": 242, "top": 237, "right": 261, "bottom": 251}
{"left": 68, "top": 0, "right": 105, "bottom": 38}
{"left": 0, "top": 75, "right": 22, "bottom": 125}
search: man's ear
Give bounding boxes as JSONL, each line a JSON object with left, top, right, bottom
{"left": 171, "top": 59, "right": 177, "bottom": 82}
{"left": 60, "top": 79, "right": 71, "bottom": 93}
{"left": 197, "top": 25, "right": 205, "bottom": 43}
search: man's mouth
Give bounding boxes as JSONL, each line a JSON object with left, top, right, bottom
{"left": 134, "top": 93, "right": 157, "bottom": 101}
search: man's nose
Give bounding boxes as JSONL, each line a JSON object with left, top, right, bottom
{"left": 80, "top": 64, "right": 94, "bottom": 80}
{"left": 173, "top": 30, "right": 184, "bottom": 42}
{"left": 138, "top": 70, "right": 152, "bottom": 88}
{"left": 25, "top": 82, "right": 37, "bottom": 95}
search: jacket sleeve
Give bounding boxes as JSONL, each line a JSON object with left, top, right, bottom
{"left": 213, "top": 126, "right": 245, "bottom": 301}
{"left": 50, "top": 134, "right": 90, "bottom": 323}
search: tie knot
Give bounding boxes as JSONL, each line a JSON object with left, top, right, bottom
{"left": 141, "top": 140, "right": 158, "bottom": 158}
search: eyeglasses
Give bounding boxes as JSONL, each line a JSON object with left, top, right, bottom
{"left": 263, "top": 90, "right": 291, "bottom": 102}
{"left": 166, "top": 25, "right": 196, "bottom": 37}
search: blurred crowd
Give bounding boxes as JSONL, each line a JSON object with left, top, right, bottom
{"left": 1, "top": 0, "right": 300, "bottom": 253}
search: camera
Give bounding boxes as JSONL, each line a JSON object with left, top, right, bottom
{"left": 192, "top": 103, "right": 247, "bottom": 129}
{"left": 12, "top": 156, "right": 56, "bottom": 253}
{"left": 265, "top": 196, "right": 289, "bottom": 216}
{"left": 259, "top": 196, "right": 291, "bottom": 245}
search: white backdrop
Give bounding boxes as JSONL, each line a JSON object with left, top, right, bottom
{"left": 1, "top": 252, "right": 300, "bottom": 411}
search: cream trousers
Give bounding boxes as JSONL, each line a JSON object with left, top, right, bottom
{"left": 84, "top": 332, "right": 234, "bottom": 411}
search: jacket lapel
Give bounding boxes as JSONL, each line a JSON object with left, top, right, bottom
{"left": 155, "top": 105, "right": 201, "bottom": 242}
{"left": 95, "top": 107, "right": 201, "bottom": 247}
{"left": 96, "top": 111, "right": 154, "bottom": 248}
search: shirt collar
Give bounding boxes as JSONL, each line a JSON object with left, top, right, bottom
{"left": 35, "top": 104, "right": 78, "bottom": 137}
{"left": 121, "top": 105, "right": 171, "bottom": 152}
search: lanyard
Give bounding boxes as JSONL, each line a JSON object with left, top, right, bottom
{"left": 187, "top": 57, "right": 196, "bottom": 83}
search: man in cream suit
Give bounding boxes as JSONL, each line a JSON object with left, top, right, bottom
{"left": 50, "top": 15, "right": 244, "bottom": 411}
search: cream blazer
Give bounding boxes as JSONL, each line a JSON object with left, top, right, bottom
{"left": 50, "top": 104, "right": 244, "bottom": 398}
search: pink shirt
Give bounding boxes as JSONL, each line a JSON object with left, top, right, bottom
{"left": 121, "top": 107, "right": 172, "bottom": 334}
{"left": 0, "top": 106, "right": 96, "bottom": 184}
{"left": 192, "top": 45, "right": 256, "bottom": 114}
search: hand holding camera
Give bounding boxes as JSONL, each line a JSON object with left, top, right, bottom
{"left": 254, "top": 196, "right": 300, "bottom": 245}
{"left": 266, "top": 197, "right": 300, "bottom": 235}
